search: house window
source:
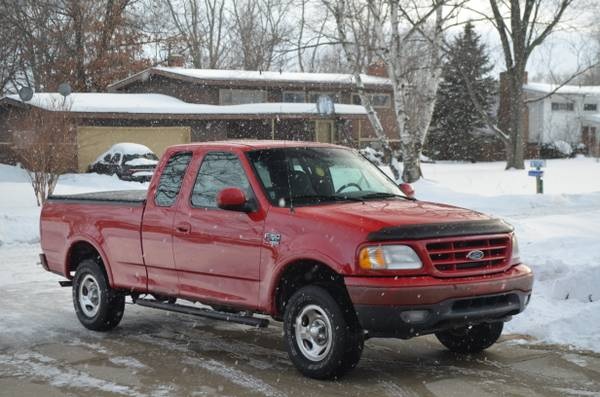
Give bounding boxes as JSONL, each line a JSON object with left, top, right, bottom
{"left": 584, "top": 103, "right": 598, "bottom": 111}
{"left": 352, "top": 93, "right": 391, "bottom": 108}
{"left": 220, "top": 89, "right": 266, "bottom": 105}
{"left": 282, "top": 91, "right": 306, "bottom": 103}
{"left": 551, "top": 102, "right": 574, "bottom": 111}
{"left": 308, "top": 92, "right": 340, "bottom": 103}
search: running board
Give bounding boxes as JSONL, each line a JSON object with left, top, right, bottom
{"left": 134, "top": 298, "right": 269, "bottom": 328}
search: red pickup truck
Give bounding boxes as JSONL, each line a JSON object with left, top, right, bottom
{"left": 40, "top": 141, "right": 533, "bottom": 379}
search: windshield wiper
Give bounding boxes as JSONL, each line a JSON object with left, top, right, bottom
{"left": 290, "top": 194, "right": 365, "bottom": 204}
{"left": 360, "top": 192, "right": 415, "bottom": 201}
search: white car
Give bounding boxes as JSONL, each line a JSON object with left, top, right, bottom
{"left": 89, "top": 143, "right": 159, "bottom": 182}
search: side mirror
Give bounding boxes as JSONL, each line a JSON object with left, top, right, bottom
{"left": 399, "top": 183, "right": 415, "bottom": 199}
{"left": 217, "top": 187, "right": 249, "bottom": 212}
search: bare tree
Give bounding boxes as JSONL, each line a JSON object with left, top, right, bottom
{"left": 0, "top": 15, "right": 20, "bottom": 94}
{"left": 164, "top": 0, "right": 229, "bottom": 68}
{"left": 323, "top": 0, "right": 400, "bottom": 178}
{"left": 230, "top": 0, "right": 293, "bottom": 70}
{"left": 12, "top": 98, "right": 75, "bottom": 206}
{"left": 481, "top": 0, "right": 574, "bottom": 169}
{"left": 0, "top": 0, "right": 149, "bottom": 92}
{"left": 368, "top": 0, "right": 452, "bottom": 182}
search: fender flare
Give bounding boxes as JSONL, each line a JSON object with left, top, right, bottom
{"left": 266, "top": 252, "right": 343, "bottom": 315}
{"left": 63, "top": 235, "right": 115, "bottom": 287}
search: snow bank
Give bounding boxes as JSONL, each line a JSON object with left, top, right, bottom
{"left": 408, "top": 158, "right": 600, "bottom": 352}
{"left": 0, "top": 164, "right": 147, "bottom": 245}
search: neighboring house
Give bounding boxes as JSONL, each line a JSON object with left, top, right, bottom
{"left": 0, "top": 92, "right": 367, "bottom": 171}
{"left": 523, "top": 83, "right": 600, "bottom": 155}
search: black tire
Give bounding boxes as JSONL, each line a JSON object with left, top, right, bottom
{"left": 72, "top": 258, "right": 125, "bottom": 331}
{"left": 283, "top": 285, "right": 364, "bottom": 380}
{"left": 436, "top": 322, "right": 503, "bottom": 353}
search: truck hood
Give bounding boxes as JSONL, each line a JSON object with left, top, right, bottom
{"left": 296, "top": 198, "right": 493, "bottom": 235}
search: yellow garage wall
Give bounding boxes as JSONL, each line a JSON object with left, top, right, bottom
{"left": 76, "top": 126, "right": 191, "bottom": 172}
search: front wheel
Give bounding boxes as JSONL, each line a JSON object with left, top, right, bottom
{"left": 435, "top": 322, "right": 503, "bottom": 353}
{"left": 283, "top": 285, "right": 363, "bottom": 380}
{"left": 72, "top": 259, "right": 125, "bottom": 331}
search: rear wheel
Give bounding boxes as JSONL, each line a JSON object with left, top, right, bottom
{"left": 283, "top": 285, "right": 363, "bottom": 380}
{"left": 72, "top": 259, "right": 124, "bottom": 331}
{"left": 435, "top": 322, "right": 503, "bottom": 353}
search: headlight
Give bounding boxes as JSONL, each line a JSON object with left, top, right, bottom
{"left": 359, "top": 245, "right": 423, "bottom": 270}
{"left": 511, "top": 234, "right": 520, "bottom": 262}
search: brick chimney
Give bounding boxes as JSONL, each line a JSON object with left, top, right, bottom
{"left": 167, "top": 54, "right": 185, "bottom": 68}
{"left": 367, "top": 60, "right": 388, "bottom": 77}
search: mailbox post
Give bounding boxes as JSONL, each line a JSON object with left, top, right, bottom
{"left": 528, "top": 159, "right": 546, "bottom": 194}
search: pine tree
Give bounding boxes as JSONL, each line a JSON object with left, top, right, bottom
{"left": 426, "top": 21, "right": 496, "bottom": 161}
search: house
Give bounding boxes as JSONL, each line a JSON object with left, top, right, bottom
{"left": 523, "top": 82, "right": 600, "bottom": 155}
{"left": 0, "top": 66, "right": 397, "bottom": 169}
{"left": 0, "top": 92, "right": 368, "bottom": 171}
{"left": 107, "top": 66, "right": 397, "bottom": 146}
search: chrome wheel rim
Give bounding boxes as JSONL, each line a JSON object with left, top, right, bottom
{"left": 79, "top": 274, "right": 101, "bottom": 317}
{"left": 294, "top": 304, "right": 333, "bottom": 362}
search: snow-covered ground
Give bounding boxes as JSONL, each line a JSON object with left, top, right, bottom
{"left": 1, "top": 157, "right": 599, "bottom": 353}
{"left": 413, "top": 157, "right": 600, "bottom": 353}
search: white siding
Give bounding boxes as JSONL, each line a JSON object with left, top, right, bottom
{"left": 525, "top": 90, "right": 600, "bottom": 145}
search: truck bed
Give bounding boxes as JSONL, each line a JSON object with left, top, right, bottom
{"left": 48, "top": 190, "right": 147, "bottom": 205}
{"left": 41, "top": 189, "right": 147, "bottom": 289}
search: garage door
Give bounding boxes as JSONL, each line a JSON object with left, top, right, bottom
{"left": 76, "top": 126, "right": 191, "bottom": 172}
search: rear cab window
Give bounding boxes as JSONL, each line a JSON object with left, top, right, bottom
{"left": 155, "top": 152, "right": 193, "bottom": 207}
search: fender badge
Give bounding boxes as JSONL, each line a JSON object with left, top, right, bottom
{"left": 264, "top": 232, "right": 281, "bottom": 247}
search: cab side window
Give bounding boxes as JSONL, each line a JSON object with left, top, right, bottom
{"left": 155, "top": 152, "right": 193, "bottom": 207}
{"left": 191, "top": 152, "right": 253, "bottom": 208}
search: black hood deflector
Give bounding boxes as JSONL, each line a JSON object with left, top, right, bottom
{"left": 367, "top": 219, "right": 514, "bottom": 241}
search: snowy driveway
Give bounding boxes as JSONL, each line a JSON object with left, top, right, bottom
{"left": 2, "top": 159, "right": 600, "bottom": 395}
{"left": 1, "top": 245, "right": 600, "bottom": 397}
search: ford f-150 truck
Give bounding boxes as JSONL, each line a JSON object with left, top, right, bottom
{"left": 40, "top": 141, "right": 533, "bottom": 379}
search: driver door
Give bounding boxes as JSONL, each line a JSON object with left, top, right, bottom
{"left": 173, "top": 151, "right": 265, "bottom": 309}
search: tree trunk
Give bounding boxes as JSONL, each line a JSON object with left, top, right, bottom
{"left": 505, "top": 73, "right": 526, "bottom": 169}
{"left": 401, "top": 138, "right": 422, "bottom": 182}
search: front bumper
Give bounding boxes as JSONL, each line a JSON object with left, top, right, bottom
{"left": 345, "top": 264, "right": 533, "bottom": 338}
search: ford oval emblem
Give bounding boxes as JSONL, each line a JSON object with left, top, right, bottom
{"left": 466, "top": 250, "right": 485, "bottom": 261}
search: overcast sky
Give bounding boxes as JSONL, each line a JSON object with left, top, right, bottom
{"left": 454, "top": 0, "right": 598, "bottom": 83}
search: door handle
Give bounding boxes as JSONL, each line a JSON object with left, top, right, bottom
{"left": 175, "top": 222, "right": 191, "bottom": 234}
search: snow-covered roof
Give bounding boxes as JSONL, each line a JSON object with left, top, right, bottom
{"left": 109, "top": 66, "right": 391, "bottom": 90}
{"left": 2, "top": 92, "right": 367, "bottom": 116}
{"left": 524, "top": 82, "right": 600, "bottom": 96}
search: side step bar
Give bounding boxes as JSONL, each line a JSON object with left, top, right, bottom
{"left": 134, "top": 298, "right": 269, "bottom": 328}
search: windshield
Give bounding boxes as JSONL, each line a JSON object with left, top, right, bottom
{"left": 247, "top": 147, "right": 404, "bottom": 207}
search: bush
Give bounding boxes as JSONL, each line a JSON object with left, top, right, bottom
{"left": 540, "top": 141, "right": 574, "bottom": 159}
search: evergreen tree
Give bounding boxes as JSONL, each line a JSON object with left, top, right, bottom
{"left": 426, "top": 21, "right": 496, "bottom": 161}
